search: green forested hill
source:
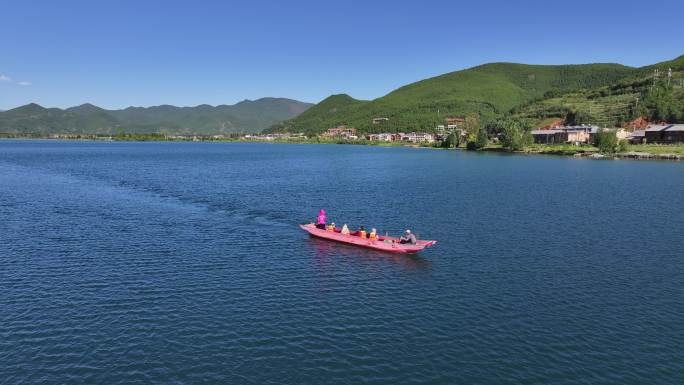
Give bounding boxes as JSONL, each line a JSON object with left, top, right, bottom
{"left": 514, "top": 56, "right": 684, "bottom": 127}
{"left": 269, "top": 94, "right": 367, "bottom": 133}
{"left": 269, "top": 56, "right": 684, "bottom": 135}
{"left": 268, "top": 62, "right": 639, "bottom": 135}
{"left": 642, "top": 54, "right": 684, "bottom": 71}
{"left": 0, "top": 98, "right": 313, "bottom": 135}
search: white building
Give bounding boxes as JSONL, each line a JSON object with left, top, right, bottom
{"left": 404, "top": 132, "right": 435, "bottom": 143}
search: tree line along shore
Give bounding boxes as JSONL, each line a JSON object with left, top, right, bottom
{"left": 3, "top": 123, "right": 684, "bottom": 161}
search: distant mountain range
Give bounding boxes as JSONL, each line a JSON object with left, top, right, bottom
{"left": 268, "top": 55, "right": 684, "bottom": 135}
{"left": 0, "top": 98, "right": 313, "bottom": 135}
{"left": 4, "top": 55, "right": 683, "bottom": 137}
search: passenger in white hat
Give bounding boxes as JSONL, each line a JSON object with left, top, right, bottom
{"left": 399, "top": 229, "right": 416, "bottom": 245}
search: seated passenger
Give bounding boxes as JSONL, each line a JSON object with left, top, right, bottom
{"left": 399, "top": 229, "right": 417, "bottom": 245}
{"left": 341, "top": 224, "right": 350, "bottom": 235}
{"left": 369, "top": 228, "right": 378, "bottom": 241}
{"left": 326, "top": 222, "right": 336, "bottom": 232}
{"left": 357, "top": 226, "right": 367, "bottom": 238}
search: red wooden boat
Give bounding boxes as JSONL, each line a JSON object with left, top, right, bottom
{"left": 300, "top": 223, "right": 436, "bottom": 253}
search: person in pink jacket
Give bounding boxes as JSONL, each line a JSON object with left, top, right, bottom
{"left": 315, "top": 209, "right": 327, "bottom": 229}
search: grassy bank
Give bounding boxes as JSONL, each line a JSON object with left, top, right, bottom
{"left": 475, "top": 143, "right": 684, "bottom": 159}
{"left": 522, "top": 143, "right": 599, "bottom": 155}
{"left": 623, "top": 144, "right": 684, "bottom": 155}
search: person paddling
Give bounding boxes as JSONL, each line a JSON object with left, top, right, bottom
{"left": 316, "top": 209, "right": 327, "bottom": 229}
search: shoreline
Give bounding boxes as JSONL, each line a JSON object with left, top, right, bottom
{"left": 485, "top": 147, "right": 684, "bottom": 161}
{"left": 1, "top": 135, "right": 683, "bottom": 161}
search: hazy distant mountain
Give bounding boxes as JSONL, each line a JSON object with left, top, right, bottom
{"left": 0, "top": 98, "right": 313, "bottom": 135}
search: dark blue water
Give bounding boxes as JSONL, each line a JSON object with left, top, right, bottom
{"left": 1, "top": 140, "right": 683, "bottom": 384}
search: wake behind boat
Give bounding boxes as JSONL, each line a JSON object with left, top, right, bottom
{"left": 300, "top": 223, "right": 436, "bottom": 253}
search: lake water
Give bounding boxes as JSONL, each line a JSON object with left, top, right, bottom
{"left": 1, "top": 140, "right": 683, "bottom": 384}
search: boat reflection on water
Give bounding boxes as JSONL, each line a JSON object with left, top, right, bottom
{"left": 306, "top": 236, "right": 431, "bottom": 271}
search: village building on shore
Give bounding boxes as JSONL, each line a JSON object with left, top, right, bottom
{"left": 531, "top": 125, "right": 631, "bottom": 145}
{"left": 258, "top": 115, "right": 684, "bottom": 148}
{"left": 644, "top": 124, "right": 684, "bottom": 144}
{"left": 531, "top": 129, "right": 566, "bottom": 144}
{"left": 445, "top": 116, "right": 466, "bottom": 129}
{"left": 627, "top": 130, "right": 646, "bottom": 144}
{"left": 588, "top": 127, "right": 629, "bottom": 143}
{"left": 403, "top": 132, "right": 435, "bottom": 143}
{"left": 365, "top": 132, "right": 435, "bottom": 143}
{"left": 531, "top": 125, "right": 597, "bottom": 144}
{"left": 435, "top": 116, "right": 467, "bottom": 141}
{"left": 366, "top": 133, "right": 401, "bottom": 141}
{"left": 245, "top": 132, "right": 306, "bottom": 141}
{"left": 321, "top": 125, "right": 358, "bottom": 140}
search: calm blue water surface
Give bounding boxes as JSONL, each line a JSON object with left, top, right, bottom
{"left": 1, "top": 140, "right": 683, "bottom": 384}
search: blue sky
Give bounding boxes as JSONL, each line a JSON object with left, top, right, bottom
{"left": 1, "top": 0, "right": 683, "bottom": 110}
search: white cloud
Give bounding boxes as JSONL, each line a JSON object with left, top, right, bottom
{"left": 0, "top": 75, "right": 31, "bottom": 85}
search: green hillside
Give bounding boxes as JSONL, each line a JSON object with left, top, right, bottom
{"left": 269, "top": 94, "right": 367, "bottom": 133}
{"left": 268, "top": 62, "right": 641, "bottom": 135}
{"left": 514, "top": 58, "right": 684, "bottom": 127}
{"left": 642, "top": 54, "right": 684, "bottom": 71}
{"left": 0, "top": 98, "right": 313, "bottom": 135}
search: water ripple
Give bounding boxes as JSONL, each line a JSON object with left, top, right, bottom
{"left": 1, "top": 141, "right": 683, "bottom": 384}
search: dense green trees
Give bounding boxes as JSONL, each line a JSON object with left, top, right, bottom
{"left": 474, "top": 129, "right": 489, "bottom": 149}
{"left": 499, "top": 119, "right": 533, "bottom": 151}
{"left": 564, "top": 109, "right": 593, "bottom": 125}
{"left": 595, "top": 129, "right": 619, "bottom": 153}
{"left": 441, "top": 132, "right": 459, "bottom": 148}
{"left": 638, "top": 84, "right": 684, "bottom": 122}
{"left": 462, "top": 114, "right": 489, "bottom": 150}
